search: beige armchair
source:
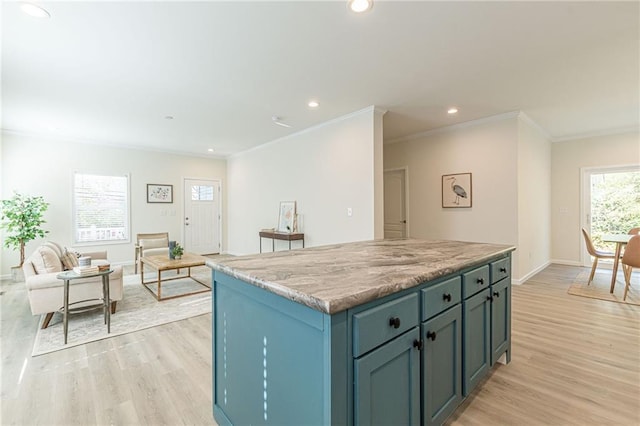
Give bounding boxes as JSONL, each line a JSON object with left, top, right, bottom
{"left": 22, "top": 242, "right": 124, "bottom": 329}
{"left": 134, "top": 232, "right": 169, "bottom": 273}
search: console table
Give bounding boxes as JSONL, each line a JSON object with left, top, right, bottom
{"left": 259, "top": 230, "right": 305, "bottom": 253}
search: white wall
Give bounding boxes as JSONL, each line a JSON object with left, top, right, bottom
{"left": 517, "top": 116, "right": 552, "bottom": 281}
{"left": 384, "top": 115, "right": 521, "bottom": 278}
{"left": 1, "top": 132, "right": 227, "bottom": 275}
{"left": 226, "top": 106, "right": 383, "bottom": 255}
{"left": 551, "top": 131, "right": 640, "bottom": 265}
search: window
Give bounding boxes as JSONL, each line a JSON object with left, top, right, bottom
{"left": 191, "top": 185, "right": 214, "bottom": 201}
{"left": 73, "top": 172, "right": 130, "bottom": 244}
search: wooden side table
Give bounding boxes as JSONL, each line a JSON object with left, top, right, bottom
{"left": 56, "top": 269, "right": 113, "bottom": 344}
{"left": 259, "top": 231, "right": 305, "bottom": 253}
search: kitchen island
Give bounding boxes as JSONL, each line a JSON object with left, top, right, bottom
{"left": 208, "top": 239, "right": 515, "bottom": 426}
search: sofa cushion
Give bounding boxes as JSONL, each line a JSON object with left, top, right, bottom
{"left": 31, "top": 246, "right": 63, "bottom": 274}
{"left": 140, "top": 238, "right": 167, "bottom": 249}
{"left": 43, "top": 241, "right": 64, "bottom": 259}
{"left": 60, "top": 248, "right": 79, "bottom": 270}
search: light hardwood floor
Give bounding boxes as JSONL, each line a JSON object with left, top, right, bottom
{"left": 1, "top": 264, "right": 638, "bottom": 425}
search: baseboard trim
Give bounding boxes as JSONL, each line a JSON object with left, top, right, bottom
{"left": 513, "top": 261, "right": 551, "bottom": 285}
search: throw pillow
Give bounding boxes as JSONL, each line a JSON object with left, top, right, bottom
{"left": 60, "top": 248, "right": 80, "bottom": 270}
{"left": 31, "top": 246, "right": 63, "bottom": 274}
{"left": 139, "top": 238, "right": 168, "bottom": 250}
{"left": 43, "top": 241, "right": 64, "bottom": 259}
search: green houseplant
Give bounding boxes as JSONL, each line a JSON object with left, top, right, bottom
{"left": 171, "top": 242, "right": 184, "bottom": 260}
{"left": 1, "top": 192, "right": 49, "bottom": 268}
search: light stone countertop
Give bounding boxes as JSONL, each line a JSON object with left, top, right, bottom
{"left": 207, "top": 239, "right": 515, "bottom": 314}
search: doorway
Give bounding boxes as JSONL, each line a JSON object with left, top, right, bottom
{"left": 183, "top": 178, "right": 221, "bottom": 255}
{"left": 581, "top": 165, "right": 640, "bottom": 265}
{"left": 384, "top": 168, "right": 408, "bottom": 238}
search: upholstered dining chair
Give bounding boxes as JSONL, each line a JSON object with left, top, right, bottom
{"left": 134, "top": 232, "right": 169, "bottom": 274}
{"left": 581, "top": 228, "right": 617, "bottom": 285}
{"left": 621, "top": 235, "right": 640, "bottom": 301}
{"left": 628, "top": 227, "right": 640, "bottom": 235}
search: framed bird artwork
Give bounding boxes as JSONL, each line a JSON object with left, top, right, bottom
{"left": 442, "top": 173, "right": 472, "bottom": 208}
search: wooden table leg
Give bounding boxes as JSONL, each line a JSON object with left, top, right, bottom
{"left": 157, "top": 270, "right": 162, "bottom": 300}
{"left": 610, "top": 242, "right": 623, "bottom": 293}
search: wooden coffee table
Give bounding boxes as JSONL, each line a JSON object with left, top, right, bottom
{"left": 140, "top": 252, "right": 210, "bottom": 301}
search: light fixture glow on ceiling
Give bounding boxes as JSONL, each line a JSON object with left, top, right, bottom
{"left": 447, "top": 107, "right": 458, "bottom": 114}
{"left": 207, "top": 148, "right": 214, "bottom": 153}
{"left": 20, "top": 2, "right": 50, "bottom": 18}
{"left": 348, "top": 0, "right": 372, "bottom": 13}
{"left": 308, "top": 100, "right": 319, "bottom": 108}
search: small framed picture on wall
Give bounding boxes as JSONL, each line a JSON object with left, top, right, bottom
{"left": 442, "top": 173, "right": 472, "bottom": 208}
{"left": 147, "top": 184, "right": 173, "bottom": 203}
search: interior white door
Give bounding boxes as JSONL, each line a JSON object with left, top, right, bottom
{"left": 184, "top": 178, "right": 221, "bottom": 255}
{"left": 384, "top": 169, "right": 408, "bottom": 238}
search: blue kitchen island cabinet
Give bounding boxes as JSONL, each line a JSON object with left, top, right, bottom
{"left": 209, "top": 239, "right": 515, "bottom": 426}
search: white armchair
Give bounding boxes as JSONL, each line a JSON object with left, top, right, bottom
{"left": 22, "top": 242, "right": 124, "bottom": 329}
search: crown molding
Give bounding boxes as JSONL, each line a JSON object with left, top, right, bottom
{"left": 550, "top": 125, "right": 639, "bottom": 143}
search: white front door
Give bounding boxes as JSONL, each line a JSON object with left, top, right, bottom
{"left": 184, "top": 178, "right": 221, "bottom": 254}
{"left": 384, "top": 169, "right": 408, "bottom": 238}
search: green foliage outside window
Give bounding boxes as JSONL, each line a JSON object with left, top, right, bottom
{"left": 590, "top": 171, "right": 640, "bottom": 251}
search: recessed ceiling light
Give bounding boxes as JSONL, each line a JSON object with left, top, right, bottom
{"left": 207, "top": 148, "right": 214, "bottom": 153}
{"left": 20, "top": 2, "right": 50, "bottom": 18}
{"left": 447, "top": 108, "right": 458, "bottom": 114}
{"left": 164, "top": 115, "right": 174, "bottom": 120}
{"left": 348, "top": 0, "right": 372, "bottom": 13}
{"left": 308, "top": 100, "right": 319, "bottom": 108}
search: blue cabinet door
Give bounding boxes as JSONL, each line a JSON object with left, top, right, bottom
{"left": 462, "top": 288, "right": 491, "bottom": 396}
{"left": 491, "top": 278, "right": 510, "bottom": 365}
{"left": 354, "top": 327, "right": 421, "bottom": 426}
{"left": 422, "top": 304, "right": 462, "bottom": 426}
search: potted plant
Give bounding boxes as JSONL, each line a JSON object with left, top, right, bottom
{"left": 171, "top": 242, "right": 184, "bottom": 260}
{"left": 1, "top": 192, "right": 49, "bottom": 280}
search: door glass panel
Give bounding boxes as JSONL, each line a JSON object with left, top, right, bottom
{"left": 590, "top": 169, "right": 640, "bottom": 252}
{"left": 191, "top": 185, "right": 214, "bottom": 201}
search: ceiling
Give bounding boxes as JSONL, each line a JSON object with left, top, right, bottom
{"left": 3, "top": 1, "right": 639, "bottom": 158}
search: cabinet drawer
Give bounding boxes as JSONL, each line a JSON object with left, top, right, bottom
{"left": 490, "top": 258, "right": 511, "bottom": 284}
{"left": 462, "top": 265, "right": 489, "bottom": 299}
{"left": 353, "top": 293, "right": 419, "bottom": 357}
{"left": 421, "top": 276, "right": 461, "bottom": 321}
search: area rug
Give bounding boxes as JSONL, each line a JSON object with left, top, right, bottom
{"left": 31, "top": 268, "right": 212, "bottom": 356}
{"left": 567, "top": 268, "right": 640, "bottom": 306}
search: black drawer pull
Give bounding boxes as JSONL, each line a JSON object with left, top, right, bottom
{"left": 500, "top": 267, "right": 507, "bottom": 273}
{"left": 442, "top": 293, "right": 452, "bottom": 302}
{"left": 413, "top": 339, "right": 423, "bottom": 350}
{"left": 426, "top": 331, "right": 437, "bottom": 341}
{"left": 389, "top": 317, "right": 401, "bottom": 329}
{"left": 487, "top": 295, "right": 493, "bottom": 301}
{"left": 493, "top": 291, "right": 500, "bottom": 298}
{"left": 477, "top": 278, "right": 484, "bottom": 284}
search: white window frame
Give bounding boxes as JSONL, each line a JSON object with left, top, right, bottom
{"left": 72, "top": 171, "right": 131, "bottom": 246}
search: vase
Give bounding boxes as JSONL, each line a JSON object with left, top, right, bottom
{"left": 169, "top": 241, "right": 176, "bottom": 259}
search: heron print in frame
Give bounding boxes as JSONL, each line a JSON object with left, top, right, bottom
{"left": 442, "top": 173, "right": 472, "bottom": 208}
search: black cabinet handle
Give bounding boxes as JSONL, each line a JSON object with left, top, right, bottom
{"left": 426, "top": 331, "right": 437, "bottom": 341}
{"left": 477, "top": 278, "right": 484, "bottom": 284}
{"left": 389, "top": 317, "right": 401, "bottom": 329}
{"left": 487, "top": 295, "right": 493, "bottom": 301}
{"left": 413, "top": 339, "right": 423, "bottom": 350}
{"left": 493, "top": 291, "right": 500, "bottom": 298}
{"left": 500, "top": 267, "right": 507, "bottom": 273}
{"left": 442, "top": 293, "right": 452, "bottom": 302}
